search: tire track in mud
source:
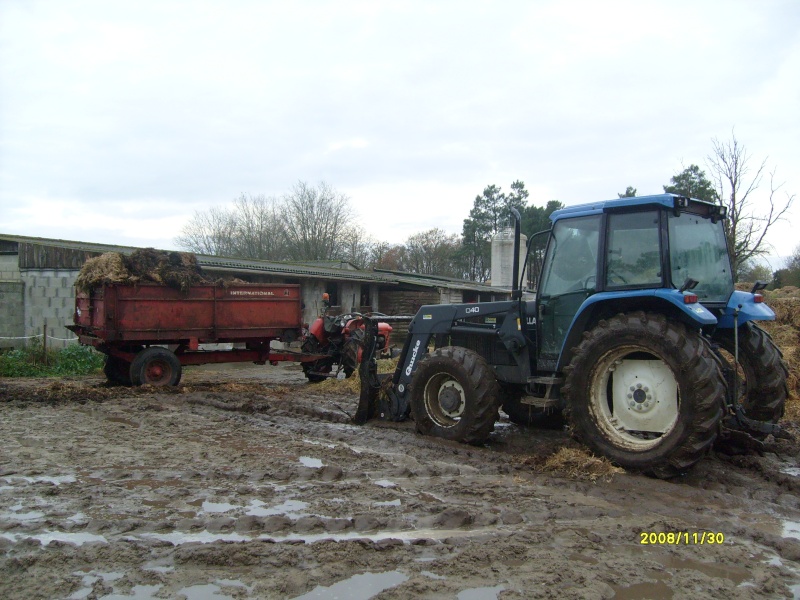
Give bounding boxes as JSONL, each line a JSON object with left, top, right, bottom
{"left": 1, "top": 369, "right": 800, "bottom": 598}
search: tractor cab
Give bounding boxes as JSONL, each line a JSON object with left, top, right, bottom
{"left": 534, "top": 194, "right": 733, "bottom": 372}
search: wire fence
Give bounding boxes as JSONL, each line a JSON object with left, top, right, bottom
{"left": 0, "top": 334, "right": 78, "bottom": 342}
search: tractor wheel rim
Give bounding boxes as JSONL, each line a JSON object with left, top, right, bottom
{"left": 423, "top": 373, "right": 465, "bottom": 427}
{"left": 589, "top": 346, "right": 680, "bottom": 451}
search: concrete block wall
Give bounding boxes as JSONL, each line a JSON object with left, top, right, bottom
{"left": 339, "top": 282, "right": 361, "bottom": 314}
{"left": 0, "top": 254, "right": 20, "bottom": 280}
{"left": 301, "top": 280, "right": 327, "bottom": 327}
{"left": 0, "top": 281, "right": 25, "bottom": 349}
{"left": 21, "top": 269, "right": 80, "bottom": 349}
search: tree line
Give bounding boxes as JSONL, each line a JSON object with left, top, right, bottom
{"left": 177, "top": 132, "right": 795, "bottom": 285}
{"left": 176, "top": 180, "right": 563, "bottom": 282}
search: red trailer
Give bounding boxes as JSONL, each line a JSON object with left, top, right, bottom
{"left": 68, "top": 283, "right": 322, "bottom": 386}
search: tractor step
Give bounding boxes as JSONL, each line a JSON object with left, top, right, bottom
{"left": 520, "top": 396, "right": 560, "bottom": 409}
{"left": 528, "top": 376, "right": 564, "bottom": 385}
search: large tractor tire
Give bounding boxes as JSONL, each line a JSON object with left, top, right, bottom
{"left": 712, "top": 322, "right": 788, "bottom": 423}
{"left": 410, "top": 346, "right": 500, "bottom": 444}
{"left": 130, "top": 347, "right": 182, "bottom": 387}
{"left": 562, "top": 312, "right": 725, "bottom": 478}
{"left": 301, "top": 337, "right": 334, "bottom": 383}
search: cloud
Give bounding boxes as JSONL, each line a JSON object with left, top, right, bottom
{"left": 0, "top": 0, "right": 798, "bottom": 256}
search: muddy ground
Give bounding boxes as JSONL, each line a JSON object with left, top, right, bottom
{"left": 1, "top": 363, "right": 800, "bottom": 600}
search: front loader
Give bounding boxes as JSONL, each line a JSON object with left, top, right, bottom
{"left": 358, "top": 194, "right": 788, "bottom": 478}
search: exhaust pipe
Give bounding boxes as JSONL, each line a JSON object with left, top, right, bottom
{"left": 510, "top": 207, "right": 521, "bottom": 301}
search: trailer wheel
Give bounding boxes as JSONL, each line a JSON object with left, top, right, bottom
{"left": 712, "top": 322, "right": 788, "bottom": 423}
{"left": 130, "top": 348, "right": 182, "bottom": 386}
{"left": 410, "top": 346, "right": 500, "bottom": 444}
{"left": 562, "top": 312, "right": 724, "bottom": 478}
{"left": 104, "top": 355, "right": 132, "bottom": 386}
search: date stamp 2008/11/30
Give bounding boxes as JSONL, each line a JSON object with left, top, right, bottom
{"left": 639, "top": 532, "right": 726, "bottom": 545}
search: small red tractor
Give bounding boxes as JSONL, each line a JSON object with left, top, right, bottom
{"left": 301, "top": 294, "right": 396, "bottom": 382}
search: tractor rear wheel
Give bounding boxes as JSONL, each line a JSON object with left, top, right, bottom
{"left": 301, "top": 337, "right": 333, "bottom": 383}
{"left": 712, "top": 322, "right": 787, "bottom": 423}
{"left": 562, "top": 312, "right": 725, "bottom": 478}
{"left": 341, "top": 329, "right": 364, "bottom": 378}
{"left": 130, "top": 347, "right": 182, "bottom": 387}
{"left": 410, "top": 346, "right": 500, "bottom": 444}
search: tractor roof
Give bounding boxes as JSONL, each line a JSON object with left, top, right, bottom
{"left": 549, "top": 193, "right": 720, "bottom": 223}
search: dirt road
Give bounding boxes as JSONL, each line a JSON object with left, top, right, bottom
{"left": 2, "top": 363, "right": 799, "bottom": 599}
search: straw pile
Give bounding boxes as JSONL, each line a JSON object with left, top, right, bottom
{"left": 760, "top": 288, "right": 800, "bottom": 420}
{"left": 516, "top": 447, "right": 624, "bottom": 482}
{"left": 76, "top": 248, "right": 211, "bottom": 292}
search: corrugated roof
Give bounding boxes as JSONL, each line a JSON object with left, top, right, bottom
{"left": 375, "top": 269, "right": 506, "bottom": 294}
{"left": 0, "top": 233, "right": 392, "bottom": 284}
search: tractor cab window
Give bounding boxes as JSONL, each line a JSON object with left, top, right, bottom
{"left": 539, "top": 215, "right": 601, "bottom": 297}
{"left": 605, "top": 211, "right": 662, "bottom": 288}
{"left": 668, "top": 212, "right": 733, "bottom": 303}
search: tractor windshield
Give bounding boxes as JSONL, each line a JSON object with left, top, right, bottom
{"left": 668, "top": 212, "right": 733, "bottom": 303}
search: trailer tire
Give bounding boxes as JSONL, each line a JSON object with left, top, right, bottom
{"left": 712, "top": 322, "right": 788, "bottom": 423}
{"left": 562, "top": 312, "right": 724, "bottom": 478}
{"left": 130, "top": 347, "right": 182, "bottom": 387}
{"left": 410, "top": 346, "right": 500, "bottom": 445}
{"left": 104, "top": 355, "right": 132, "bottom": 386}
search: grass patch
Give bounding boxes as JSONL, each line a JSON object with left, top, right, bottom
{"left": 0, "top": 341, "right": 104, "bottom": 378}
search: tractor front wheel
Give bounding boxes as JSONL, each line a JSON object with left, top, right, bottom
{"left": 562, "top": 312, "right": 724, "bottom": 478}
{"left": 410, "top": 346, "right": 500, "bottom": 444}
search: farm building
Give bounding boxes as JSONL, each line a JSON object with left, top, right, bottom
{"left": 0, "top": 233, "right": 510, "bottom": 350}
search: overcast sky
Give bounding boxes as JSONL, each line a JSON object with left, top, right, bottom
{"left": 1, "top": 0, "right": 798, "bottom": 268}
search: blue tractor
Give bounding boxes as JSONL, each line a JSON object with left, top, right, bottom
{"left": 358, "top": 194, "right": 788, "bottom": 477}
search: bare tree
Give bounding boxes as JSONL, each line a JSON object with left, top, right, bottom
{"left": 370, "top": 242, "right": 405, "bottom": 271}
{"left": 707, "top": 132, "right": 795, "bottom": 280}
{"left": 176, "top": 182, "right": 359, "bottom": 263}
{"left": 339, "top": 225, "right": 375, "bottom": 269}
{"left": 175, "top": 206, "right": 239, "bottom": 256}
{"left": 403, "top": 228, "right": 463, "bottom": 277}
{"left": 280, "top": 181, "right": 354, "bottom": 261}
{"left": 231, "top": 194, "right": 285, "bottom": 260}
